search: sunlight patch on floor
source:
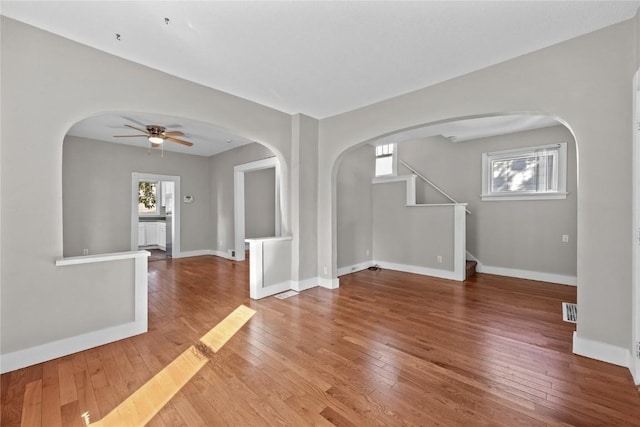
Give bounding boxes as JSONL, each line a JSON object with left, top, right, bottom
{"left": 87, "top": 305, "right": 256, "bottom": 426}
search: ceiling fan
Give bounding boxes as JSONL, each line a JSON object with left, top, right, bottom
{"left": 113, "top": 124, "right": 194, "bottom": 148}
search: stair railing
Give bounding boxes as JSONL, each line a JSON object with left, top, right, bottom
{"left": 400, "top": 160, "right": 471, "bottom": 215}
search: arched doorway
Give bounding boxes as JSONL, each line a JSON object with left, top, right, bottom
{"left": 62, "top": 111, "right": 283, "bottom": 260}
{"left": 335, "top": 112, "right": 578, "bottom": 285}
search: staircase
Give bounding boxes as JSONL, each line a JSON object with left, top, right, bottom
{"left": 465, "top": 260, "right": 477, "bottom": 280}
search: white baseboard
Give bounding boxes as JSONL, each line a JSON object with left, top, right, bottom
{"left": 1, "top": 321, "right": 146, "bottom": 374}
{"left": 632, "top": 358, "right": 640, "bottom": 385}
{"left": 253, "top": 280, "right": 292, "bottom": 299}
{"left": 319, "top": 277, "right": 340, "bottom": 289}
{"left": 254, "top": 277, "right": 332, "bottom": 298}
{"left": 373, "top": 260, "right": 461, "bottom": 282}
{"left": 253, "top": 277, "right": 324, "bottom": 298}
{"left": 476, "top": 264, "right": 577, "bottom": 286}
{"left": 174, "top": 249, "right": 215, "bottom": 258}
{"left": 211, "top": 250, "right": 237, "bottom": 260}
{"left": 337, "top": 262, "right": 372, "bottom": 276}
{"left": 291, "top": 277, "right": 320, "bottom": 292}
{"left": 572, "top": 332, "right": 630, "bottom": 368}
{"left": 174, "top": 250, "right": 242, "bottom": 261}
{"left": 465, "top": 252, "right": 576, "bottom": 286}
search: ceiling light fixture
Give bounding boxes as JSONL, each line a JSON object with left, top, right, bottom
{"left": 148, "top": 135, "right": 164, "bottom": 144}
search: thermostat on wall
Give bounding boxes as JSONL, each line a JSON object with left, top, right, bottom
{"left": 183, "top": 195, "right": 194, "bottom": 203}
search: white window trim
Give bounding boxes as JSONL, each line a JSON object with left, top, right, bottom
{"left": 481, "top": 142, "right": 568, "bottom": 201}
{"left": 375, "top": 143, "right": 397, "bottom": 177}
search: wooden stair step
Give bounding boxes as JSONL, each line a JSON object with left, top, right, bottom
{"left": 465, "top": 260, "right": 477, "bottom": 280}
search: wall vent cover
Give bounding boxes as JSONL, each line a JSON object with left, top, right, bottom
{"left": 562, "top": 302, "right": 577, "bottom": 323}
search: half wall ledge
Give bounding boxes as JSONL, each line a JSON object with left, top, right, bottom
{"left": 55, "top": 250, "right": 150, "bottom": 266}
{"left": 0, "top": 250, "right": 151, "bottom": 374}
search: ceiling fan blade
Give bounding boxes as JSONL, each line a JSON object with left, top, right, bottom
{"left": 163, "top": 131, "right": 184, "bottom": 137}
{"left": 121, "top": 116, "right": 148, "bottom": 127}
{"left": 124, "top": 124, "right": 150, "bottom": 134}
{"left": 113, "top": 134, "right": 148, "bottom": 138}
{"left": 165, "top": 136, "right": 193, "bottom": 147}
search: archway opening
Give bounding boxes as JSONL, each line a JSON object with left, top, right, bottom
{"left": 335, "top": 113, "right": 578, "bottom": 286}
{"left": 62, "top": 111, "right": 284, "bottom": 260}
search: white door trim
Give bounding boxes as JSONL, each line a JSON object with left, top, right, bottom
{"left": 632, "top": 69, "right": 640, "bottom": 384}
{"left": 131, "top": 173, "right": 181, "bottom": 257}
{"left": 234, "top": 157, "right": 281, "bottom": 261}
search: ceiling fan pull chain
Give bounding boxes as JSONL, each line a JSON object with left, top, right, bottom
{"left": 147, "top": 140, "right": 151, "bottom": 156}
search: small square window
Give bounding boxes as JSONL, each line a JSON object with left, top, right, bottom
{"left": 375, "top": 143, "right": 397, "bottom": 177}
{"left": 481, "top": 143, "right": 568, "bottom": 201}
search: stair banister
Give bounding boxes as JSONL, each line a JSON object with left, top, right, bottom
{"left": 400, "top": 160, "right": 471, "bottom": 215}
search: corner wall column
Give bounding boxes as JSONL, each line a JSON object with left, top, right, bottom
{"left": 290, "top": 114, "right": 320, "bottom": 289}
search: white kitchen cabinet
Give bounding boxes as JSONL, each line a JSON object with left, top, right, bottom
{"left": 138, "top": 221, "right": 167, "bottom": 247}
{"left": 158, "top": 222, "right": 166, "bottom": 250}
{"left": 145, "top": 222, "right": 158, "bottom": 246}
{"left": 138, "top": 221, "right": 167, "bottom": 249}
{"left": 138, "top": 223, "right": 146, "bottom": 246}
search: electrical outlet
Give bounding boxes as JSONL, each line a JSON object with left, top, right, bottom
{"left": 323, "top": 266, "right": 328, "bottom": 275}
{"left": 562, "top": 234, "right": 569, "bottom": 243}
{"left": 365, "top": 249, "right": 370, "bottom": 256}
{"left": 83, "top": 249, "right": 89, "bottom": 256}
{"left": 437, "top": 255, "right": 443, "bottom": 263}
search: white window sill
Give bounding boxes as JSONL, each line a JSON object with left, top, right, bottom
{"left": 481, "top": 192, "right": 568, "bottom": 202}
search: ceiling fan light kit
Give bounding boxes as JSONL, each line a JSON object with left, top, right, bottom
{"left": 113, "top": 123, "right": 194, "bottom": 156}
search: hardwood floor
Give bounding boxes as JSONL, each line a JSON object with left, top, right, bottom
{"left": 2, "top": 256, "right": 640, "bottom": 426}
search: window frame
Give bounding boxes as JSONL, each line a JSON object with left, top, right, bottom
{"left": 138, "top": 180, "right": 161, "bottom": 215}
{"left": 481, "top": 142, "right": 568, "bottom": 201}
{"left": 375, "top": 143, "right": 397, "bottom": 177}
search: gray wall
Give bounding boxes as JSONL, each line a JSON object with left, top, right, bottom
{"left": 63, "top": 136, "right": 213, "bottom": 256}
{"left": 245, "top": 168, "right": 276, "bottom": 239}
{"left": 210, "top": 143, "right": 275, "bottom": 254}
{"left": 3, "top": 9, "right": 640, "bottom": 372}
{"left": 336, "top": 144, "right": 373, "bottom": 270}
{"left": 1, "top": 17, "right": 291, "bottom": 357}
{"left": 398, "top": 125, "right": 577, "bottom": 276}
{"left": 372, "top": 181, "right": 455, "bottom": 271}
{"left": 291, "top": 114, "right": 319, "bottom": 282}
{"left": 318, "top": 17, "right": 636, "bottom": 352}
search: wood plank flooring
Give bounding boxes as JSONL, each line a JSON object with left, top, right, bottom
{"left": 2, "top": 256, "right": 640, "bottom": 426}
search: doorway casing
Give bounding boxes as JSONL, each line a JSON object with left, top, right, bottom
{"left": 130, "top": 172, "right": 181, "bottom": 257}
{"left": 234, "top": 157, "right": 281, "bottom": 261}
{"left": 632, "top": 69, "right": 640, "bottom": 385}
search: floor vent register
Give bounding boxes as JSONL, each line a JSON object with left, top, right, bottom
{"left": 275, "top": 290, "right": 299, "bottom": 300}
{"left": 562, "top": 302, "right": 577, "bottom": 323}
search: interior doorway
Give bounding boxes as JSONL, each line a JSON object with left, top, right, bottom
{"left": 234, "top": 157, "right": 281, "bottom": 261}
{"left": 131, "top": 172, "right": 181, "bottom": 258}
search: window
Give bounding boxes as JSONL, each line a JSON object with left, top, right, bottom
{"left": 481, "top": 143, "right": 567, "bottom": 201}
{"left": 138, "top": 181, "right": 159, "bottom": 215}
{"left": 375, "top": 143, "right": 397, "bottom": 177}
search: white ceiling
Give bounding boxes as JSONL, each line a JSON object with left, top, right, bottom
{"left": 2, "top": 1, "right": 637, "bottom": 155}
{"left": 372, "top": 114, "right": 561, "bottom": 146}
{"left": 3, "top": 1, "right": 639, "bottom": 119}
